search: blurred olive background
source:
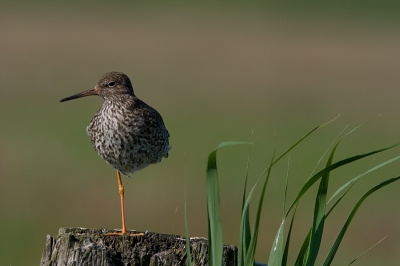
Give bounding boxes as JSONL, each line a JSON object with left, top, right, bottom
{"left": 1, "top": 1, "right": 400, "bottom": 265}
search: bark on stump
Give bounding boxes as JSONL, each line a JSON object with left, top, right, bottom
{"left": 40, "top": 227, "right": 237, "bottom": 266}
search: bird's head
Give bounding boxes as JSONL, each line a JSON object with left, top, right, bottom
{"left": 60, "top": 72, "right": 135, "bottom": 102}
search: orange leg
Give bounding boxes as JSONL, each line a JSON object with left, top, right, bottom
{"left": 104, "top": 171, "right": 143, "bottom": 237}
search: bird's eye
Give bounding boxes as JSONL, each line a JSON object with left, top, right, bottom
{"left": 107, "top": 81, "right": 116, "bottom": 87}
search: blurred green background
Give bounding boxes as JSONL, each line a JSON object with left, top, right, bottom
{"left": 1, "top": 1, "right": 400, "bottom": 265}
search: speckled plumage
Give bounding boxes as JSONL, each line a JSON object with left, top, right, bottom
{"left": 62, "top": 72, "right": 170, "bottom": 176}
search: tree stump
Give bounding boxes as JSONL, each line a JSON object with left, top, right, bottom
{"left": 40, "top": 227, "right": 237, "bottom": 266}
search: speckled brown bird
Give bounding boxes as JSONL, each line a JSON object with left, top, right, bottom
{"left": 60, "top": 72, "right": 170, "bottom": 236}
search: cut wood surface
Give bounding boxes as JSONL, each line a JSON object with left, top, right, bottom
{"left": 40, "top": 227, "right": 237, "bottom": 266}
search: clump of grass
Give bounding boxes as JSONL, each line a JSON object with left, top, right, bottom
{"left": 185, "top": 118, "right": 400, "bottom": 266}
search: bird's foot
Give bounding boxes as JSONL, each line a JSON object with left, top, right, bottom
{"left": 104, "top": 230, "right": 144, "bottom": 237}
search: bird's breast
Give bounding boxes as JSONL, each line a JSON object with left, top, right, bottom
{"left": 85, "top": 103, "right": 169, "bottom": 174}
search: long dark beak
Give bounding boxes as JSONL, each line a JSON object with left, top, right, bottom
{"left": 60, "top": 87, "right": 100, "bottom": 102}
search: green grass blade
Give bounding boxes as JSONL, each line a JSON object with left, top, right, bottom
{"left": 268, "top": 219, "right": 285, "bottom": 266}
{"left": 286, "top": 143, "right": 400, "bottom": 216}
{"left": 306, "top": 141, "right": 338, "bottom": 266}
{"left": 295, "top": 182, "right": 353, "bottom": 266}
{"left": 308, "top": 120, "right": 368, "bottom": 181}
{"left": 239, "top": 147, "right": 252, "bottom": 266}
{"left": 308, "top": 125, "right": 348, "bottom": 180}
{"left": 294, "top": 185, "right": 351, "bottom": 266}
{"left": 347, "top": 236, "right": 387, "bottom": 265}
{"left": 207, "top": 148, "right": 220, "bottom": 266}
{"left": 184, "top": 187, "right": 192, "bottom": 266}
{"left": 326, "top": 184, "right": 354, "bottom": 218}
{"left": 280, "top": 157, "right": 292, "bottom": 266}
{"left": 282, "top": 204, "right": 297, "bottom": 266}
{"left": 241, "top": 119, "right": 336, "bottom": 266}
{"left": 239, "top": 206, "right": 251, "bottom": 266}
{"left": 268, "top": 157, "right": 292, "bottom": 266}
{"left": 215, "top": 141, "right": 253, "bottom": 150}
{"left": 283, "top": 157, "right": 290, "bottom": 217}
{"left": 239, "top": 174, "right": 262, "bottom": 265}
{"left": 323, "top": 176, "right": 400, "bottom": 266}
{"left": 259, "top": 116, "right": 339, "bottom": 179}
{"left": 241, "top": 147, "right": 252, "bottom": 211}
{"left": 344, "top": 121, "right": 370, "bottom": 136}
{"left": 245, "top": 151, "right": 275, "bottom": 266}
{"left": 207, "top": 141, "right": 252, "bottom": 266}
{"left": 240, "top": 119, "right": 337, "bottom": 266}
{"left": 294, "top": 229, "right": 311, "bottom": 266}
{"left": 327, "top": 155, "right": 400, "bottom": 204}
{"left": 326, "top": 159, "right": 378, "bottom": 217}
{"left": 294, "top": 145, "right": 398, "bottom": 265}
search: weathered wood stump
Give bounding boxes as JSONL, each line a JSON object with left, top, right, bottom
{"left": 40, "top": 227, "right": 237, "bottom": 266}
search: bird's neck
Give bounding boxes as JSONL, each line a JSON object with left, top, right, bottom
{"left": 104, "top": 94, "right": 136, "bottom": 107}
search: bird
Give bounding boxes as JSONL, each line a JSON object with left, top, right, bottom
{"left": 60, "top": 72, "right": 170, "bottom": 236}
